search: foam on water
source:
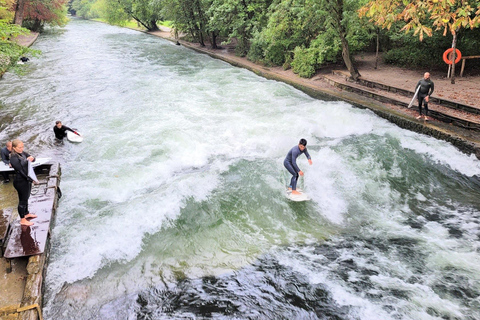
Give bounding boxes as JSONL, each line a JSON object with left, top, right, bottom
{"left": 1, "top": 19, "right": 480, "bottom": 319}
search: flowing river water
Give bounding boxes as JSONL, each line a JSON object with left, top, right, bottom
{"left": 1, "top": 19, "right": 480, "bottom": 319}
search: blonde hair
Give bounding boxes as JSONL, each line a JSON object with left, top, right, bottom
{"left": 11, "top": 139, "right": 23, "bottom": 155}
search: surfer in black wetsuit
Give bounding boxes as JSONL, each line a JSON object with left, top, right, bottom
{"left": 54, "top": 121, "right": 79, "bottom": 140}
{"left": 10, "top": 139, "right": 37, "bottom": 226}
{"left": 284, "top": 139, "right": 312, "bottom": 195}
{"left": 415, "top": 72, "right": 434, "bottom": 121}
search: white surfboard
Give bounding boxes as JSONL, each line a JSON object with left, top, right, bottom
{"left": 0, "top": 157, "right": 51, "bottom": 172}
{"left": 67, "top": 131, "right": 83, "bottom": 143}
{"left": 407, "top": 86, "right": 421, "bottom": 109}
{"left": 286, "top": 189, "right": 310, "bottom": 202}
{"left": 27, "top": 161, "right": 39, "bottom": 183}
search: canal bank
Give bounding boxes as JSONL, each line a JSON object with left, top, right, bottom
{"left": 0, "top": 32, "right": 39, "bottom": 79}
{"left": 147, "top": 27, "right": 480, "bottom": 160}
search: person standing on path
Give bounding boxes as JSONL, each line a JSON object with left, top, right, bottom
{"left": 415, "top": 72, "right": 435, "bottom": 121}
{"left": 1, "top": 141, "right": 12, "bottom": 183}
{"left": 284, "top": 139, "right": 313, "bottom": 195}
{"left": 10, "top": 139, "right": 37, "bottom": 226}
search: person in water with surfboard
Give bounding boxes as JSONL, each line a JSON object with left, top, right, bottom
{"left": 284, "top": 139, "right": 312, "bottom": 195}
{"left": 54, "top": 121, "right": 80, "bottom": 140}
{"left": 10, "top": 140, "right": 37, "bottom": 226}
{"left": 415, "top": 72, "right": 435, "bottom": 121}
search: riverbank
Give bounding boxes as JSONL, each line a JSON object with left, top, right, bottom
{"left": 147, "top": 27, "right": 480, "bottom": 160}
{"left": 0, "top": 32, "right": 39, "bottom": 79}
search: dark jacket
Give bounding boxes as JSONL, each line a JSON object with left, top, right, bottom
{"left": 1, "top": 146, "right": 10, "bottom": 165}
{"left": 54, "top": 125, "right": 75, "bottom": 140}
{"left": 10, "top": 152, "right": 35, "bottom": 182}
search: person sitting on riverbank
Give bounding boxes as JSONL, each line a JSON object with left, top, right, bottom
{"left": 415, "top": 72, "right": 435, "bottom": 121}
{"left": 1, "top": 141, "right": 12, "bottom": 183}
{"left": 284, "top": 139, "right": 312, "bottom": 195}
{"left": 53, "top": 121, "right": 80, "bottom": 140}
{"left": 10, "top": 139, "right": 37, "bottom": 226}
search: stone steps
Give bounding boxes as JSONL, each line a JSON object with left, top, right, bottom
{"left": 324, "top": 71, "right": 480, "bottom": 131}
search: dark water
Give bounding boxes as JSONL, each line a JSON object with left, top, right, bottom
{"left": 1, "top": 19, "right": 480, "bottom": 319}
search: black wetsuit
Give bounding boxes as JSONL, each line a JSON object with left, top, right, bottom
{"left": 284, "top": 146, "right": 311, "bottom": 191}
{"left": 10, "top": 152, "right": 35, "bottom": 219}
{"left": 416, "top": 78, "right": 434, "bottom": 116}
{"left": 54, "top": 125, "right": 75, "bottom": 140}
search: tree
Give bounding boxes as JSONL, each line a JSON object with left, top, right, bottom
{"left": 360, "top": 0, "right": 480, "bottom": 83}
{"left": 323, "top": 0, "right": 361, "bottom": 79}
{"left": 18, "top": 0, "right": 69, "bottom": 31}
{"left": 104, "top": 0, "right": 161, "bottom": 31}
{"left": 13, "top": 0, "right": 26, "bottom": 25}
{"left": 207, "top": 0, "right": 272, "bottom": 55}
{"left": 161, "top": 0, "right": 210, "bottom": 46}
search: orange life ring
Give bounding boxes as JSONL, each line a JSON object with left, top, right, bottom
{"left": 443, "top": 48, "right": 462, "bottom": 65}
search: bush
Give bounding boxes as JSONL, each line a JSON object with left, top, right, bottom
{"left": 0, "top": 42, "right": 28, "bottom": 75}
{"left": 291, "top": 30, "right": 342, "bottom": 78}
{"left": 265, "top": 42, "right": 288, "bottom": 66}
{"left": 247, "top": 31, "right": 267, "bottom": 63}
{"left": 291, "top": 46, "right": 317, "bottom": 78}
{"left": 283, "top": 53, "right": 292, "bottom": 70}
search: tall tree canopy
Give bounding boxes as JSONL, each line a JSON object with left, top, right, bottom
{"left": 103, "top": 0, "right": 161, "bottom": 31}
{"left": 13, "top": 0, "right": 68, "bottom": 30}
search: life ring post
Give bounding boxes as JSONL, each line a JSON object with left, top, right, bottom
{"left": 443, "top": 48, "right": 462, "bottom": 65}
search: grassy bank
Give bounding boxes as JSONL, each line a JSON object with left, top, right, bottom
{"left": 0, "top": 42, "right": 30, "bottom": 77}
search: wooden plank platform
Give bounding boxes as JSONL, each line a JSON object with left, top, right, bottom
{"left": 3, "top": 163, "right": 60, "bottom": 259}
{"left": 0, "top": 208, "right": 13, "bottom": 256}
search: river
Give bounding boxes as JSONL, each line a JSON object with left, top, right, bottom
{"left": 1, "top": 19, "right": 480, "bottom": 320}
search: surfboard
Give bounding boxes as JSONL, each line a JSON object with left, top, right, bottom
{"left": 286, "top": 189, "right": 310, "bottom": 202}
{"left": 0, "top": 157, "right": 51, "bottom": 172}
{"left": 67, "top": 131, "right": 83, "bottom": 143}
{"left": 407, "top": 86, "right": 421, "bottom": 109}
{"left": 27, "top": 161, "right": 38, "bottom": 183}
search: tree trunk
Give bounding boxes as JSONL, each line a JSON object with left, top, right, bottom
{"left": 211, "top": 32, "right": 218, "bottom": 49}
{"left": 330, "top": 0, "right": 360, "bottom": 80}
{"left": 14, "top": 0, "right": 26, "bottom": 26}
{"left": 148, "top": 20, "right": 159, "bottom": 31}
{"left": 450, "top": 33, "right": 458, "bottom": 84}
{"left": 340, "top": 34, "right": 360, "bottom": 80}
{"left": 375, "top": 28, "right": 379, "bottom": 70}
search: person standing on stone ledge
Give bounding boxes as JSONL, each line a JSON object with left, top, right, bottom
{"left": 415, "top": 72, "right": 435, "bottom": 121}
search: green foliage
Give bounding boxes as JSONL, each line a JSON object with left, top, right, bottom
{"left": 71, "top": 0, "right": 101, "bottom": 18}
{"left": 382, "top": 25, "right": 480, "bottom": 70}
{"left": 102, "top": 0, "right": 161, "bottom": 30}
{"left": 0, "top": 0, "right": 15, "bottom": 21}
{"left": 0, "top": 41, "right": 40, "bottom": 75}
{"left": 291, "top": 46, "right": 316, "bottom": 78}
{"left": 206, "top": 0, "right": 272, "bottom": 55}
{"left": 290, "top": 29, "right": 342, "bottom": 78}
{"left": 0, "top": 19, "right": 29, "bottom": 40}
{"left": 247, "top": 0, "right": 324, "bottom": 65}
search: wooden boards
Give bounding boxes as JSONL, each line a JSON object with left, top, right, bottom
{"left": 3, "top": 163, "right": 61, "bottom": 259}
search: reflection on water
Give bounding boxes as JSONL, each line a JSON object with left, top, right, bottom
{"left": 0, "top": 19, "right": 480, "bottom": 320}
